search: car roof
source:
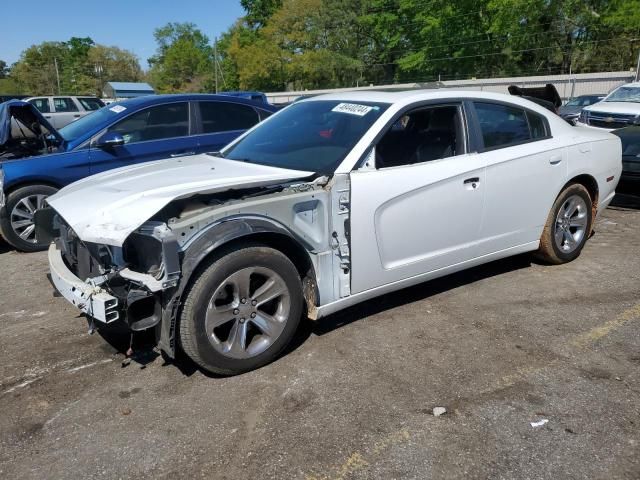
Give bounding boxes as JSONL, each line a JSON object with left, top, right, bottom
{"left": 115, "top": 94, "right": 277, "bottom": 110}
{"left": 304, "top": 89, "right": 557, "bottom": 110}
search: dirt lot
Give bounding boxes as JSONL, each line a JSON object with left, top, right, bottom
{"left": 1, "top": 194, "right": 639, "bottom": 480}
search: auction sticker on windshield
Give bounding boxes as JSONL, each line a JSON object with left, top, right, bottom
{"left": 109, "top": 105, "right": 127, "bottom": 114}
{"left": 332, "top": 103, "right": 374, "bottom": 116}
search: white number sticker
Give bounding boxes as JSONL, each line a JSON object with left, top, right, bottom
{"left": 331, "top": 103, "right": 373, "bottom": 116}
{"left": 109, "top": 105, "right": 127, "bottom": 114}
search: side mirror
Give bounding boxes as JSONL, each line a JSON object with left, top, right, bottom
{"left": 95, "top": 131, "right": 125, "bottom": 148}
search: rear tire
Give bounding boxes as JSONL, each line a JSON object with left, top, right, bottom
{"left": 179, "top": 244, "right": 303, "bottom": 375}
{"left": 536, "top": 183, "right": 593, "bottom": 264}
{"left": 0, "top": 184, "right": 57, "bottom": 252}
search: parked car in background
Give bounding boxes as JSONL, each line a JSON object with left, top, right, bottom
{"left": 559, "top": 94, "right": 606, "bottom": 124}
{"left": 39, "top": 90, "right": 621, "bottom": 375}
{"left": 611, "top": 126, "right": 640, "bottom": 185}
{"left": 0, "top": 94, "right": 277, "bottom": 251}
{"left": 0, "top": 94, "right": 29, "bottom": 104}
{"left": 219, "top": 91, "right": 269, "bottom": 104}
{"left": 25, "top": 95, "right": 105, "bottom": 128}
{"left": 576, "top": 82, "right": 640, "bottom": 130}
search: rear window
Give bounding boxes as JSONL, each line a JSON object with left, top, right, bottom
{"left": 78, "top": 97, "right": 105, "bottom": 111}
{"left": 53, "top": 97, "right": 79, "bottom": 112}
{"left": 199, "top": 101, "right": 259, "bottom": 133}
{"left": 474, "top": 102, "right": 549, "bottom": 149}
{"left": 475, "top": 102, "right": 531, "bottom": 149}
{"left": 527, "top": 111, "right": 548, "bottom": 139}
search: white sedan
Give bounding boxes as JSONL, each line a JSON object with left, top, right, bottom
{"left": 41, "top": 90, "right": 622, "bottom": 375}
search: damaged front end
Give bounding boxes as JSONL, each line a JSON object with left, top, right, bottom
{"left": 40, "top": 212, "right": 181, "bottom": 332}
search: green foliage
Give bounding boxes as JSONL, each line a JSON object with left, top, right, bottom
{"left": 0, "top": 60, "right": 8, "bottom": 79}
{"left": 221, "top": 0, "right": 640, "bottom": 90}
{"left": 9, "top": 38, "right": 143, "bottom": 96}
{"left": 241, "top": 0, "right": 283, "bottom": 28}
{"left": 148, "top": 22, "right": 215, "bottom": 93}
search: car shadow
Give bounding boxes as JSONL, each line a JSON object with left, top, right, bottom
{"left": 94, "top": 320, "right": 160, "bottom": 369}
{"left": 610, "top": 189, "right": 640, "bottom": 210}
{"left": 312, "top": 253, "right": 533, "bottom": 336}
{"left": 0, "top": 236, "right": 12, "bottom": 255}
{"left": 94, "top": 253, "right": 534, "bottom": 378}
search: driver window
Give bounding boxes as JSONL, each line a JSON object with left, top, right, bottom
{"left": 375, "top": 104, "right": 465, "bottom": 169}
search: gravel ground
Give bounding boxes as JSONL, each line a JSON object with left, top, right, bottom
{"left": 0, "top": 194, "right": 639, "bottom": 480}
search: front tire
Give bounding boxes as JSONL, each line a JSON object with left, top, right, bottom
{"left": 179, "top": 244, "right": 303, "bottom": 375}
{"left": 536, "top": 183, "right": 593, "bottom": 264}
{"left": 0, "top": 184, "right": 58, "bottom": 252}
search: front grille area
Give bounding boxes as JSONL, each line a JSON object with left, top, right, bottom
{"left": 589, "top": 119, "right": 629, "bottom": 129}
{"left": 587, "top": 111, "right": 635, "bottom": 129}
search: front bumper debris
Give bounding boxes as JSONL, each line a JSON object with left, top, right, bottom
{"left": 48, "top": 244, "right": 119, "bottom": 323}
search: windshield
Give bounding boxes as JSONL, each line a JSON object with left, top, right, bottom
{"left": 566, "top": 96, "right": 601, "bottom": 107}
{"left": 222, "top": 100, "right": 389, "bottom": 173}
{"left": 605, "top": 86, "right": 640, "bottom": 103}
{"left": 58, "top": 103, "right": 124, "bottom": 142}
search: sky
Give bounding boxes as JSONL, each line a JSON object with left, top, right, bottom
{"left": 0, "top": 0, "right": 245, "bottom": 68}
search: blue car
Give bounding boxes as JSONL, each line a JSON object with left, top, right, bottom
{"left": 0, "top": 94, "right": 277, "bottom": 251}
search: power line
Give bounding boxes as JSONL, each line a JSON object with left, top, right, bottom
{"left": 369, "top": 36, "right": 640, "bottom": 67}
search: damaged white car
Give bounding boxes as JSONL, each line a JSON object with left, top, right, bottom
{"left": 37, "top": 90, "right": 622, "bottom": 375}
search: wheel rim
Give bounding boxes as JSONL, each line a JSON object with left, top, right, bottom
{"left": 205, "top": 266, "right": 291, "bottom": 359}
{"left": 554, "top": 194, "right": 588, "bottom": 254}
{"left": 10, "top": 194, "right": 48, "bottom": 244}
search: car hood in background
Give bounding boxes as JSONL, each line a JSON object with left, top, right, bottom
{"left": 584, "top": 102, "right": 640, "bottom": 115}
{"left": 47, "top": 154, "right": 313, "bottom": 246}
{"left": 558, "top": 105, "right": 581, "bottom": 116}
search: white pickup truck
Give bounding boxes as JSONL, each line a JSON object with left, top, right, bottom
{"left": 25, "top": 96, "right": 105, "bottom": 128}
{"left": 575, "top": 82, "right": 640, "bottom": 131}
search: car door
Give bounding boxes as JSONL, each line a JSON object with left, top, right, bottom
{"left": 469, "top": 101, "right": 568, "bottom": 254}
{"left": 89, "top": 101, "right": 197, "bottom": 174}
{"left": 194, "top": 101, "right": 263, "bottom": 153}
{"left": 52, "top": 97, "right": 82, "bottom": 128}
{"left": 349, "top": 103, "right": 486, "bottom": 294}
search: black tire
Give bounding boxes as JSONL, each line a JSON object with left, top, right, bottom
{"left": 179, "top": 244, "right": 303, "bottom": 375}
{"left": 0, "top": 184, "right": 58, "bottom": 252}
{"left": 536, "top": 183, "right": 593, "bottom": 264}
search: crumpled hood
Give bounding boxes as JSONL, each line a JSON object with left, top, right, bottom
{"left": 47, "top": 154, "right": 313, "bottom": 246}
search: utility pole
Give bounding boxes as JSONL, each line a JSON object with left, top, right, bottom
{"left": 214, "top": 37, "right": 219, "bottom": 94}
{"left": 54, "top": 57, "right": 61, "bottom": 94}
{"left": 635, "top": 48, "right": 640, "bottom": 82}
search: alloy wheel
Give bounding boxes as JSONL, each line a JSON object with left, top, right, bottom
{"left": 205, "top": 266, "right": 291, "bottom": 359}
{"left": 10, "top": 194, "right": 48, "bottom": 243}
{"left": 553, "top": 194, "right": 588, "bottom": 253}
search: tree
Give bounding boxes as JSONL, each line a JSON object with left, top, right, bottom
{"left": 148, "top": 22, "right": 214, "bottom": 92}
{"left": 240, "top": 0, "right": 283, "bottom": 28}
{"left": 10, "top": 38, "right": 142, "bottom": 95}
{"left": 0, "top": 60, "right": 8, "bottom": 79}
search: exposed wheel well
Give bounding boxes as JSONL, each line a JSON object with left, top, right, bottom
{"left": 187, "top": 231, "right": 318, "bottom": 307}
{"left": 564, "top": 174, "right": 599, "bottom": 231}
{"left": 5, "top": 180, "right": 62, "bottom": 196}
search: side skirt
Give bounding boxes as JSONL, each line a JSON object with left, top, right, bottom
{"left": 310, "top": 241, "right": 539, "bottom": 320}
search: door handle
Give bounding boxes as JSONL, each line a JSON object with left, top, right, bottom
{"left": 170, "top": 151, "right": 196, "bottom": 158}
{"left": 549, "top": 155, "right": 562, "bottom": 165}
{"left": 73, "top": 114, "right": 81, "bottom": 118}
{"left": 463, "top": 177, "right": 480, "bottom": 189}
{"left": 44, "top": 115, "right": 51, "bottom": 119}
